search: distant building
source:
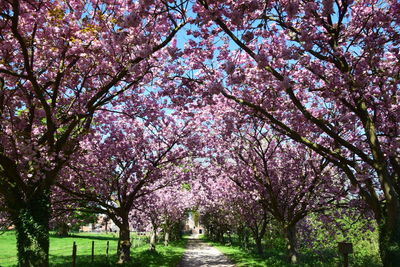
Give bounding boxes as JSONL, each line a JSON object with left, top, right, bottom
{"left": 184, "top": 212, "right": 204, "bottom": 235}
{"left": 80, "top": 214, "right": 119, "bottom": 232}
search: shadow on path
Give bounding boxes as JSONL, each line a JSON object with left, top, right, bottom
{"left": 178, "top": 237, "right": 235, "bottom": 267}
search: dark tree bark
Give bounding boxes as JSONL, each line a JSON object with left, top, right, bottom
{"left": 377, "top": 207, "right": 400, "bottom": 267}
{"left": 117, "top": 216, "right": 131, "bottom": 264}
{"left": 254, "top": 235, "right": 264, "bottom": 256}
{"left": 11, "top": 191, "right": 51, "bottom": 267}
{"left": 284, "top": 224, "right": 298, "bottom": 264}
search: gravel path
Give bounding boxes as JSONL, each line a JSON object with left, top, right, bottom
{"left": 178, "top": 237, "right": 235, "bottom": 267}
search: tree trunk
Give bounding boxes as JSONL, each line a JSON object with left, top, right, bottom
{"left": 237, "top": 228, "right": 244, "bottom": 246}
{"left": 218, "top": 231, "right": 225, "bottom": 243}
{"left": 208, "top": 226, "right": 214, "bottom": 240}
{"left": 244, "top": 234, "right": 249, "bottom": 249}
{"left": 11, "top": 191, "right": 50, "bottom": 267}
{"left": 57, "top": 222, "right": 69, "bottom": 237}
{"left": 255, "top": 236, "right": 263, "bottom": 255}
{"left": 252, "top": 211, "right": 268, "bottom": 256}
{"left": 117, "top": 221, "right": 131, "bottom": 264}
{"left": 284, "top": 224, "right": 298, "bottom": 264}
{"left": 228, "top": 232, "right": 233, "bottom": 245}
{"left": 164, "top": 231, "right": 169, "bottom": 246}
{"left": 378, "top": 204, "right": 400, "bottom": 267}
{"left": 150, "top": 230, "right": 157, "bottom": 251}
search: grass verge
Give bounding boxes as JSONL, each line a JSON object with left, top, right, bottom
{"left": 0, "top": 231, "right": 187, "bottom": 267}
{"left": 202, "top": 237, "right": 374, "bottom": 267}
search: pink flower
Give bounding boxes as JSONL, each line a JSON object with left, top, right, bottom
{"left": 285, "top": 1, "right": 299, "bottom": 18}
{"left": 256, "top": 53, "right": 268, "bottom": 68}
{"left": 209, "top": 82, "right": 223, "bottom": 94}
{"left": 242, "top": 31, "right": 254, "bottom": 42}
{"left": 224, "top": 61, "right": 236, "bottom": 75}
{"left": 125, "top": 12, "right": 141, "bottom": 28}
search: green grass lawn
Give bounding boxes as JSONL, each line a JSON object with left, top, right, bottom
{"left": 0, "top": 231, "right": 187, "bottom": 267}
{"left": 204, "top": 237, "right": 382, "bottom": 267}
{"left": 208, "top": 241, "right": 338, "bottom": 267}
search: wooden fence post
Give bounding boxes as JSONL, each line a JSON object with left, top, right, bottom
{"left": 106, "top": 241, "right": 109, "bottom": 260}
{"left": 91, "top": 241, "right": 95, "bottom": 263}
{"left": 117, "top": 239, "right": 120, "bottom": 257}
{"left": 72, "top": 242, "right": 77, "bottom": 267}
{"left": 338, "top": 242, "right": 353, "bottom": 267}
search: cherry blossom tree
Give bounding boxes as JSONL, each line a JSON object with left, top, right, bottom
{"left": 227, "top": 135, "right": 346, "bottom": 262}
{"left": 191, "top": 160, "right": 269, "bottom": 253}
{"left": 57, "top": 106, "right": 199, "bottom": 263}
{"left": 199, "top": 102, "right": 347, "bottom": 262}
{"left": 0, "top": 0, "right": 186, "bottom": 265}
{"left": 157, "top": 186, "right": 194, "bottom": 247}
{"left": 132, "top": 185, "right": 192, "bottom": 251}
{"left": 183, "top": 1, "right": 399, "bottom": 265}
{"left": 195, "top": 180, "right": 238, "bottom": 244}
{"left": 1, "top": 1, "right": 397, "bottom": 265}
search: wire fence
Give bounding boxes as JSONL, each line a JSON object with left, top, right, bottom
{"left": 0, "top": 235, "right": 149, "bottom": 267}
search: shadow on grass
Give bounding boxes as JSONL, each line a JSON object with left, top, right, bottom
{"left": 49, "top": 255, "right": 112, "bottom": 267}
{"left": 206, "top": 239, "right": 342, "bottom": 267}
{"left": 131, "top": 249, "right": 184, "bottom": 267}
{"left": 206, "top": 239, "right": 383, "bottom": 267}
